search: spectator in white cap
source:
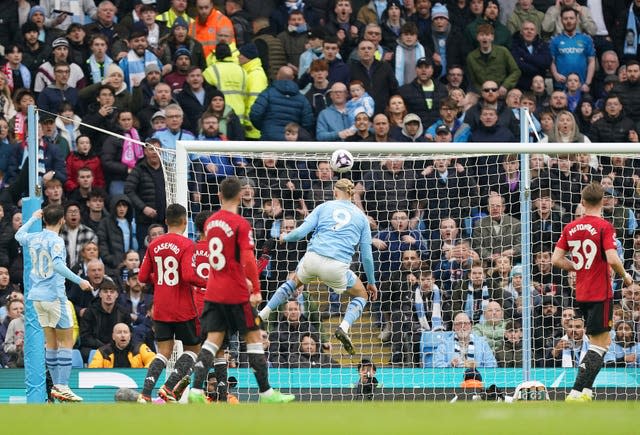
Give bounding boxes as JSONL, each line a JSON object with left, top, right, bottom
{"left": 34, "top": 37, "right": 86, "bottom": 93}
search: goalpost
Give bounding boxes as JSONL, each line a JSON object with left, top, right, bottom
{"left": 163, "top": 124, "right": 640, "bottom": 401}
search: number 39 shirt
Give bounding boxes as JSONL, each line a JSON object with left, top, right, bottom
{"left": 556, "top": 215, "right": 617, "bottom": 302}
{"left": 139, "top": 233, "right": 205, "bottom": 322}
{"left": 204, "top": 210, "right": 255, "bottom": 304}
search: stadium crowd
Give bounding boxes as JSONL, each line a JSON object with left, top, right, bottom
{"left": 1, "top": 0, "right": 640, "bottom": 371}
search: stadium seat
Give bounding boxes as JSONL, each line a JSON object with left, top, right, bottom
{"left": 88, "top": 349, "right": 97, "bottom": 366}
{"left": 71, "top": 349, "right": 84, "bottom": 368}
{"left": 421, "top": 330, "right": 453, "bottom": 368}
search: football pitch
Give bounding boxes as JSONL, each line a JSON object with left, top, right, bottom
{"left": 3, "top": 402, "right": 640, "bottom": 435}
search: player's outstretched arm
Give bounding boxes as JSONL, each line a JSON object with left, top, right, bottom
{"left": 52, "top": 257, "right": 86, "bottom": 287}
{"left": 282, "top": 209, "right": 320, "bottom": 243}
{"left": 605, "top": 249, "right": 633, "bottom": 287}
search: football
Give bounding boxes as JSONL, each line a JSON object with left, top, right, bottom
{"left": 330, "top": 149, "right": 354, "bottom": 173}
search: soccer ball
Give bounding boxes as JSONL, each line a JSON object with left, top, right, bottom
{"left": 330, "top": 149, "right": 354, "bottom": 173}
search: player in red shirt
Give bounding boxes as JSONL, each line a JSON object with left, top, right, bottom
{"left": 552, "top": 182, "right": 633, "bottom": 402}
{"left": 137, "top": 204, "right": 207, "bottom": 403}
{"left": 188, "top": 177, "right": 295, "bottom": 404}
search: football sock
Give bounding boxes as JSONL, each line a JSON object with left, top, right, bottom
{"left": 142, "top": 354, "right": 168, "bottom": 397}
{"left": 572, "top": 347, "right": 605, "bottom": 392}
{"left": 340, "top": 297, "right": 366, "bottom": 334}
{"left": 57, "top": 348, "right": 73, "bottom": 387}
{"left": 260, "top": 279, "right": 297, "bottom": 319}
{"left": 192, "top": 341, "right": 218, "bottom": 390}
{"left": 214, "top": 358, "right": 228, "bottom": 399}
{"left": 164, "top": 351, "right": 197, "bottom": 391}
{"left": 247, "top": 343, "right": 271, "bottom": 393}
{"left": 45, "top": 349, "right": 59, "bottom": 386}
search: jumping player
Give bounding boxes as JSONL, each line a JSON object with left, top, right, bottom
{"left": 258, "top": 178, "right": 377, "bottom": 355}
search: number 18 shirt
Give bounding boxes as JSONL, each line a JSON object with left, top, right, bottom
{"left": 139, "top": 233, "right": 203, "bottom": 322}
{"left": 556, "top": 215, "right": 617, "bottom": 302}
{"left": 204, "top": 210, "right": 254, "bottom": 304}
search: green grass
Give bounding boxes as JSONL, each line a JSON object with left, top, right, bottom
{"left": 2, "top": 402, "right": 640, "bottom": 435}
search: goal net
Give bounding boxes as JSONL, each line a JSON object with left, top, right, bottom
{"left": 160, "top": 141, "right": 640, "bottom": 401}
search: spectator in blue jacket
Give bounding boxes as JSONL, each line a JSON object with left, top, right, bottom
{"left": 432, "top": 312, "right": 498, "bottom": 368}
{"left": 36, "top": 62, "right": 79, "bottom": 115}
{"left": 249, "top": 66, "right": 314, "bottom": 141}
{"left": 316, "top": 82, "right": 356, "bottom": 141}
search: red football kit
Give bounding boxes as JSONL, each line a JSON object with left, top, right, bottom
{"left": 139, "top": 233, "right": 206, "bottom": 322}
{"left": 556, "top": 215, "right": 617, "bottom": 302}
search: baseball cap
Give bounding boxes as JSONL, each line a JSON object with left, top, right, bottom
{"left": 435, "top": 124, "right": 451, "bottom": 135}
{"left": 416, "top": 57, "right": 433, "bottom": 67}
{"left": 403, "top": 113, "right": 421, "bottom": 125}
{"left": 151, "top": 110, "right": 166, "bottom": 121}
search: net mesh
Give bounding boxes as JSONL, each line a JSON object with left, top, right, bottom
{"left": 159, "top": 145, "right": 640, "bottom": 401}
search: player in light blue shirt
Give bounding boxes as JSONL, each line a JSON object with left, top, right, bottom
{"left": 258, "top": 178, "right": 378, "bottom": 355}
{"left": 15, "top": 205, "right": 92, "bottom": 402}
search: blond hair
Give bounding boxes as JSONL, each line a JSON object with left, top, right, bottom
{"left": 335, "top": 178, "right": 355, "bottom": 197}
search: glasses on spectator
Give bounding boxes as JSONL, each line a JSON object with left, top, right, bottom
{"left": 483, "top": 87, "right": 498, "bottom": 93}
{"left": 67, "top": 209, "right": 80, "bottom": 215}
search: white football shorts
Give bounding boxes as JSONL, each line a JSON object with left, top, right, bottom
{"left": 34, "top": 298, "right": 73, "bottom": 329}
{"left": 296, "top": 251, "right": 357, "bottom": 294}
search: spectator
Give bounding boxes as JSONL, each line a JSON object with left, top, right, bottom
{"left": 0, "top": 73, "right": 16, "bottom": 122}
{"left": 97, "top": 195, "right": 137, "bottom": 271}
{"left": 345, "top": 80, "right": 375, "bottom": 125}
{"left": 398, "top": 57, "right": 446, "bottom": 127}
{"left": 393, "top": 22, "right": 425, "bottom": 87}
{"left": 277, "top": 10, "right": 309, "bottom": 68}
{"left": 469, "top": 106, "right": 517, "bottom": 142}
{"left": 203, "top": 89, "right": 245, "bottom": 140}
{"left": 159, "top": 17, "right": 206, "bottom": 71}
{"left": 472, "top": 193, "right": 521, "bottom": 264}
{"left": 251, "top": 16, "right": 287, "bottom": 82}
{"left": 37, "top": 62, "right": 79, "bottom": 115}
{"left": 593, "top": 50, "right": 619, "bottom": 103}
{"left": 465, "top": 0, "right": 512, "bottom": 49}
{"left": 79, "top": 84, "right": 118, "bottom": 152}
{"left": 130, "top": 63, "right": 163, "bottom": 114}
{"left": 250, "top": 66, "right": 314, "bottom": 140}
{"left": 2, "top": 299, "right": 25, "bottom": 368}
{"left": 60, "top": 201, "right": 98, "bottom": 268}
{"left": 391, "top": 113, "right": 427, "bottom": 142}
{"left": 156, "top": 0, "right": 192, "bottom": 29}
{"left": 463, "top": 81, "right": 519, "bottom": 135}
{"left": 118, "top": 22, "right": 163, "bottom": 90}
{"left": 287, "top": 333, "right": 340, "bottom": 368}
{"left": 203, "top": 43, "right": 247, "bottom": 127}
{"left": 350, "top": 39, "right": 399, "bottom": 114}
{"left": 83, "top": 34, "right": 113, "bottom": 85}
{"left": 79, "top": 279, "right": 129, "bottom": 362}
{"left": 346, "top": 111, "right": 375, "bottom": 141}
{"left": 385, "top": 94, "right": 408, "bottom": 130}
{"left": 43, "top": 179, "right": 65, "bottom": 208}
{"left": 225, "top": 0, "right": 253, "bottom": 47}
{"left": 0, "top": 298, "right": 23, "bottom": 367}
{"left": 447, "top": 262, "right": 499, "bottom": 325}
{"left": 152, "top": 103, "right": 196, "bottom": 150}
{"left": 372, "top": 211, "right": 429, "bottom": 277}
{"left": 601, "top": 187, "right": 637, "bottom": 255}
{"left": 423, "top": 3, "right": 467, "bottom": 80}
{"left": 466, "top": 24, "right": 520, "bottom": 96}
{"left": 495, "top": 319, "right": 523, "bottom": 367}
{"left": 189, "top": 0, "right": 235, "bottom": 60}
{"left": 81, "top": 188, "right": 108, "bottom": 233}
{"left": 531, "top": 188, "right": 568, "bottom": 252}
{"left": 269, "top": 300, "right": 323, "bottom": 365}
{"left": 549, "top": 7, "right": 595, "bottom": 91}
{"left": 67, "top": 258, "right": 104, "bottom": 318}
{"left": 102, "top": 110, "right": 143, "bottom": 195}
{"left": 83, "top": 1, "right": 128, "bottom": 58}
{"left": 116, "top": 269, "right": 153, "bottom": 346}
{"left": 511, "top": 20, "right": 551, "bottom": 91}
{"left": 174, "top": 66, "right": 216, "bottom": 135}
{"left": 542, "top": 0, "right": 596, "bottom": 37}
{"left": 54, "top": 103, "right": 82, "bottom": 155}
{"left": 2, "top": 44, "right": 32, "bottom": 93}
{"left": 325, "top": 0, "right": 364, "bottom": 61}
{"left": 124, "top": 139, "right": 166, "bottom": 252}
{"left": 34, "top": 38, "right": 86, "bottom": 95}
{"left": 433, "top": 312, "right": 498, "bottom": 368}
{"left": 162, "top": 46, "right": 192, "bottom": 92}
{"left": 546, "top": 315, "right": 589, "bottom": 368}
{"left": 472, "top": 300, "right": 507, "bottom": 352}
{"left": 70, "top": 240, "right": 100, "bottom": 278}
{"left": 21, "top": 21, "right": 51, "bottom": 80}
{"left": 137, "top": 82, "right": 178, "bottom": 138}
{"left": 297, "top": 27, "right": 325, "bottom": 79}
{"left": 541, "top": 110, "right": 590, "bottom": 143}
{"left": 590, "top": 95, "right": 638, "bottom": 143}
{"left": 88, "top": 322, "right": 155, "bottom": 368}
{"left": 507, "top": 0, "right": 545, "bottom": 35}
{"left": 65, "top": 138, "right": 105, "bottom": 196}
{"left": 316, "top": 82, "right": 355, "bottom": 142}
{"left": 371, "top": 113, "right": 392, "bottom": 142}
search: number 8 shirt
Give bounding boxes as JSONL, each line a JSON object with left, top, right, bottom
{"left": 204, "top": 209, "right": 255, "bottom": 304}
{"left": 555, "top": 215, "right": 617, "bottom": 302}
{"left": 139, "top": 233, "right": 205, "bottom": 322}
